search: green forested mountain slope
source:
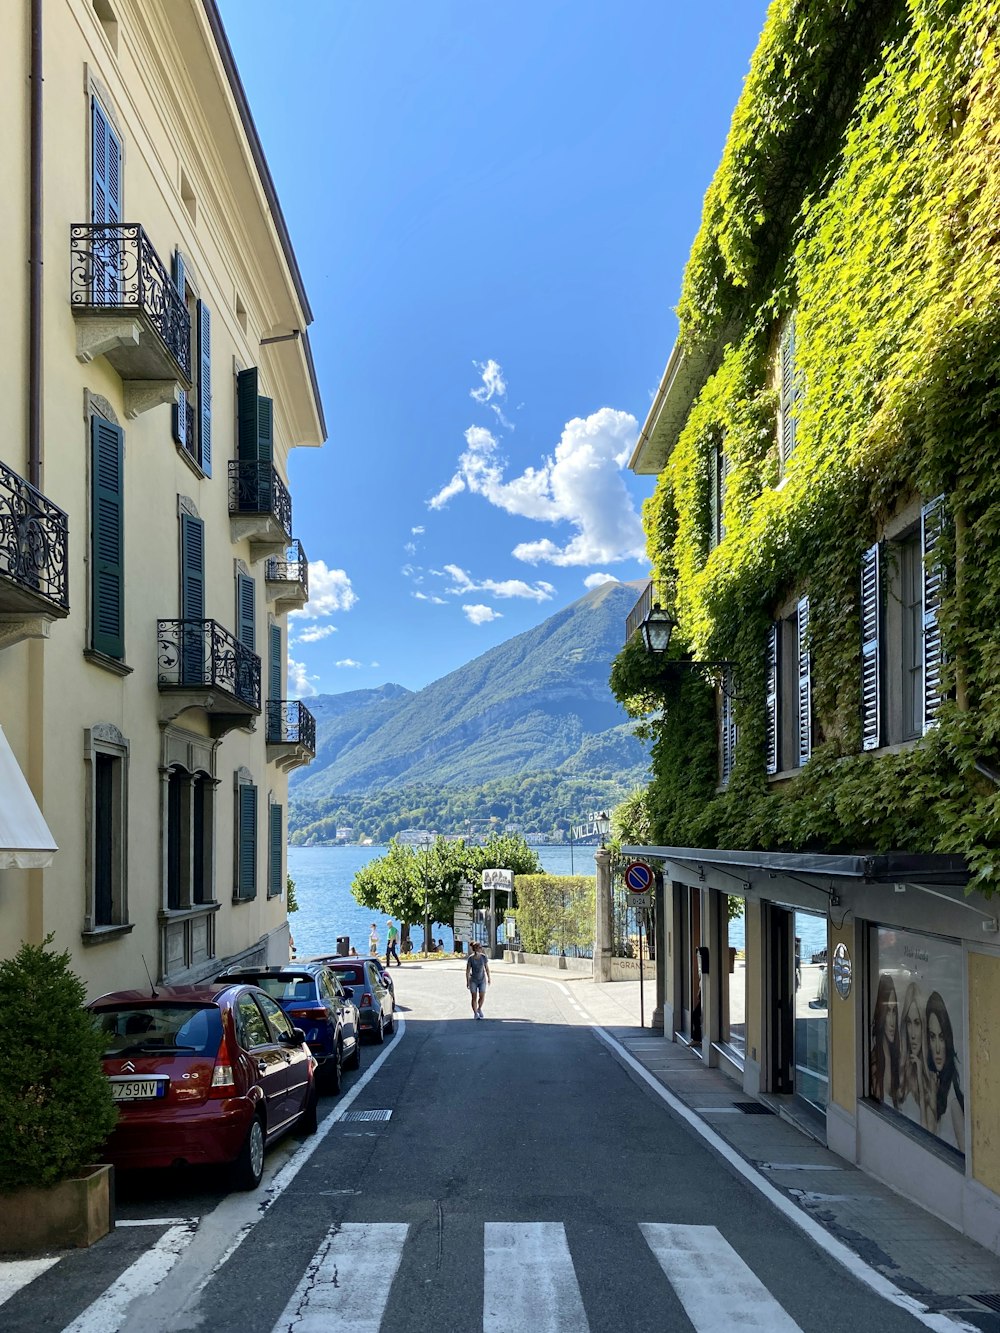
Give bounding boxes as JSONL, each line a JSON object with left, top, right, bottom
{"left": 290, "top": 581, "right": 650, "bottom": 839}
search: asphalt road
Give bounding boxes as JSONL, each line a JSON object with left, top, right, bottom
{"left": 2, "top": 961, "right": 946, "bottom": 1332}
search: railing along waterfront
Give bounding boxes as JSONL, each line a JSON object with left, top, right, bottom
{"left": 0, "top": 462, "right": 69, "bottom": 610}
{"left": 157, "top": 619, "right": 260, "bottom": 711}
{"left": 265, "top": 539, "right": 309, "bottom": 596}
{"left": 228, "top": 461, "right": 292, "bottom": 536}
{"left": 70, "top": 223, "right": 191, "bottom": 379}
{"left": 266, "top": 700, "right": 316, "bottom": 753}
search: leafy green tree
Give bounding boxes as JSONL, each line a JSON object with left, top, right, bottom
{"left": 0, "top": 937, "right": 117, "bottom": 1191}
{"left": 286, "top": 873, "right": 299, "bottom": 913}
{"left": 510, "top": 874, "right": 594, "bottom": 956}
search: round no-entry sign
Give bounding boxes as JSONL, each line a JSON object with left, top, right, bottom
{"left": 624, "top": 860, "right": 654, "bottom": 895}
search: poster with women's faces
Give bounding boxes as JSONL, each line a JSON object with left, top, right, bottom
{"left": 870, "top": 926, "right": 965, "bottom": 1156}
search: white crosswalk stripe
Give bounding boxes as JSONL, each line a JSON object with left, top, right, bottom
{"left": 0, "top": 1257, "right": 61, "bottom": 1309}
{"left": 62, "top": 1224, "right": 197, "bottom": 1333}
{"left": 484, "top": 1222, "right": 589, "bottom": 1333}
{"left": 270, "top": 1222, "right": 408, "bottom": 1333}
{"left": 641, "top": 1222, "right": 803, "bottom": 1332}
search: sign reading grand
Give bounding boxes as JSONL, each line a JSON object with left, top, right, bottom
{"left": 482, "top": 868, "right": 513, "bottom": 890}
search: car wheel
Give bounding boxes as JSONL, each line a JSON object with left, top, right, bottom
{"left": 323, "top": 1042, "right": 343, "bottom": 1094}
{"left": 232, "top": 1113, "right": 266, "bottom": 1191}
{"left": 345, "top": 1035, "right": 362, "bottom": 1071}
{"left": 373, "top": 1013, "right": 385, "bottom": 1044}
{"left": 386, "top": 1009, "right": 395, "bottom": 1035}
{"left": 299, "top": 1085, "right": 319, "bottom": 1136}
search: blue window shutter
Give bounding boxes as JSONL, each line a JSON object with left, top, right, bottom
{"left": 91, "top": 98, "right": 121, "bottom": 224}
{"left": 236, "top": 571, "right": 255, "bottom": 653}
{"left": 91, "top": 416, "right": 125, "bottom": 659}
{"left": 258, "top": 396, "right": 273, "bottom": 464}
{"left": 796, "top": 596, "right": 812, "bottom": 766}
{"left": 172, "top": 252, "right": 187, "bottom": 448}
{"left": 197, "top": 300, "right": 212, "bottom": 475}
{"left": 922, "top": 496, "right": 947, "bottom": 732}
{"left": 180, "top": 514, "right": 205, "bottom": 620}
{"left": 764, "top": 622, "right": 779, "bottom": 775}
{"left": 860, "top": 543, "right": 882, "bottom": 751}
{"left": 237, "top": 783, "right": 257, "bottom": 899}
{"left": 237, "top": 368, "right": 260, "bottom": 461}
{"left": 268, "top": 804, "right": 283, "bottom": 897}
{"left": 780, "top": 315, "right": 798, "bottom": 464}
{"left": 268, "top": 622, "right": 282, "bottom": 703}
{"left": 719, "top": 685, "right": 736, "bottom": 788}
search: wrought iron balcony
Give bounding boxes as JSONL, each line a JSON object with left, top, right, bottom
{"left": 157, "top": 619, "right": 260, "bottom": 737}
{"left": 0, "top": 461, "right": 69, "bottom": 648}
{"left": 265, "top": 699, "right": 317, "bottom": 772}
{"left": 228, "top": 461, "right": 293, "bottom": 562}
{"left": 625, "top": 579, "right": 658, "bottom": 646}
{"left": 70, "top": 223, "right": 191, "bottom": 414}
{"left": 265, "top": 539, "right": 309, "bottom": 613}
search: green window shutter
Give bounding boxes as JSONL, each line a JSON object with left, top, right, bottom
{"left": 921, "top": 496, "right": 948, "bottom": 733}
{"left": 237, "top": 367, "right": 260, "bottom": 461}
{"left": 91, "top": 416, "right": 125, "bottom": 659}
{"left": 268, "top": 803, "right": 283, "bottom": 897}
{"left": 257, "top": 396, "right": 273, "bottom": 464}
{"left": 719, "top": 686, "right": 736, "bottom": 788}
{"left": 197, "top": 300, "right": 212, "bottom": 475}
{"left": 180, "top": 514, "right": 205, "bottom": 620}
{"left": 237, "top": 783, "right": 257, "bottom": 900}
{"left": 860, "top": 543, "right": 882, "bottom": 751}
{"left": 796, "top": 595, "right": 812, "bottom": 766}
{"left": 172, "top": 252, "right": 187, "bottom": 448}
{"left": 268, "top": 622, "right": 282, "bottom": 703}
{"left": 764, "top": 622, "right": 779, "bottom": 775}
{"left": 236, "top": 571, "right": 255, "bottom": 652}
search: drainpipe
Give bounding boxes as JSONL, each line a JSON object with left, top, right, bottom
{"left": 29, "top": 0, "right": 43, "bottom": 488}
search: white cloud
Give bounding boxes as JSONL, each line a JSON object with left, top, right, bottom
{"left": 288, "top": 656, "right": 319, "bottom": 697}
{"left": 414, "top": 591, "right": 447, "bottom": 604}
{"left": 296, "top": 623, "right": 338, "bottom": 643}
{"left": 429, "top": 408, "right": 644, "bottom": 566}
{"left": 403, "top": 542, "right": 417, "bottom": 556}
{"left": 411, "top": 525, "right": 425, "bottom": 535}
{"left": 463, "top": 604, "right": 502, "bottom": 625}
{"left": 441, "top": 564, "right": 555, "bottom": 602}
{"left": 584, "top": 572, "right": 618, "bottom": 589}
{"left": 470, "top": 358, "right": 507, "bottom": 404}
{"left": 335, "top": 658, "right": 363, "bottom": 669}
{"left": 290, "top": 562, "right": 357, "bottom": 618}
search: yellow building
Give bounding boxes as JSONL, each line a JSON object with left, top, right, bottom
{"left": 0, "top": 0, "right": 324, "bottom": 995}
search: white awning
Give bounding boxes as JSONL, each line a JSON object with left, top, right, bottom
{"left": 0, "top": 725, "right": 57, "bottom": 869}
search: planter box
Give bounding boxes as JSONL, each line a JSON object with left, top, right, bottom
{"left": 0, "top": 1163, "right": 113, "bottom": 1251}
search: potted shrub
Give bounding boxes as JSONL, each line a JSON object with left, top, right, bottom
{"left": 0, "top": 937, "right": 117, "bottom": 1249}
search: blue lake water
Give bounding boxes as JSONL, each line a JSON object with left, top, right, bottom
{"left": 287, "top": 845, "right": 828, "bottom": 962}
{"left": 288, "top": 843, "right": 597, "bottom": 959}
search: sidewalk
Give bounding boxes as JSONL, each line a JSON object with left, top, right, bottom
{"left": 497, "top": 959, "right": 1000, "bottom": 1330}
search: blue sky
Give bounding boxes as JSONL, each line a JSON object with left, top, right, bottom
{"left": 217, "top": 1, "right": 771, "bottom": 696}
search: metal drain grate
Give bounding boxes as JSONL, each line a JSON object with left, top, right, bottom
{"left": 733, "top": 1101, "right": 775, "bottom": 1116}
{"left": 340, "top": 1109, "right": 393, "bottom": 1123}
{"left": 970, "top": 1294, "right": 1000, "bottom": 1313}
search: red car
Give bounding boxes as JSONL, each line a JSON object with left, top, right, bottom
{"left": 89, "top": 982, "right": 318, "bottom": 1190}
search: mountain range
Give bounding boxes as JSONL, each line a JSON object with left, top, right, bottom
{"left": 289, "top": 580, "right": 650, "bottom": 842}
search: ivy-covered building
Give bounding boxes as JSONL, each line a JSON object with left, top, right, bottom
{"left": 613, "top": 0, "right": 1000, "bottom": 1250}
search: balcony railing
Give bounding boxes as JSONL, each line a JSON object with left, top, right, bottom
{"left": 0, "top": 461, "right": 69, "bottom": 615}
{"left": 624, "top": 579, "right": 656, "bottom": 645}
{"left": 157, "top": 619, "right": 260, "bottom": 712}
{"left": 70, "top": 223, "right": 191, "bottom": 381}
{"left": 265, "top": 539, "right": 309, "bottom": 599}
{"left": 266, "top": 700, "right": 316, "bottom": 754}
{"left": 228, "top": 461, "right": 292, "bottom": 538}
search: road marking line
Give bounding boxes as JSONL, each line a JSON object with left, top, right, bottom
{"left": 0, "top": 1256, "right": 60, "bottom": 1308}
{"left": 62, "top": 1224, "right": 197, "bottom": 1333}
{"left": 641, "top": 1223, "right": 802, "bottom": 1332}
{"left": 115, "top": 1217, "right": 199, "bottom": 1227}
{"left": 484, "top": 1222, "right": 588, "bottom": 1333}
{"left": 270, "top": 1222, "right": 408, "bottom": 1333}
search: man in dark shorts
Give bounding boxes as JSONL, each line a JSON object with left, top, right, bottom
{"left": 386, "top": 919, "right": 400, "bottom": 967}
{"left": 466, "top": 941, "right": 491, "bottom": 1019}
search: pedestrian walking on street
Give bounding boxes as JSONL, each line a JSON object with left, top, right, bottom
{"left": 386, "top": 919, "right": 401, "bottom": 967}
{"left": 466, "top": 941, "right": 490, "bottom": 1019}
{"left": 368, "top": 922, "right": 379, "bottom": 956}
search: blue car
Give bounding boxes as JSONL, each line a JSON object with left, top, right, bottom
{"left": 216, "top": 964, "right": 361, "bottom": 1092}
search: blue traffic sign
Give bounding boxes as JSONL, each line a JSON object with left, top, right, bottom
{"left": 624, "top": 861, "right": 654, "bottom": 893}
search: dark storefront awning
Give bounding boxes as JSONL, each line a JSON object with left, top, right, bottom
{"left": 0, "top": 725, "right": 57, "bottom": 870}
{"left": 621, "top": 845, "right": 969, "bottom": 892}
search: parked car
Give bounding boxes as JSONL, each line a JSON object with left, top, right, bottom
{"left": 325, "top": 958, "right": 395, "bottom": 1043}
{"left": 312, "top": 952, "right": 395, "bottom": 1010}
{"left": 89, "top": 982, "right": 318, "bottom": 1190}
{"left": 217, "top": 963, "right": 361, "bottom": 1092}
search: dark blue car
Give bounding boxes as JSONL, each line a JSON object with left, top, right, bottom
{"left": 216, "top": 964, "right": 361, "bottom": 1092}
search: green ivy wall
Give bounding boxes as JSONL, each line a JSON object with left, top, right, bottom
{"left": 611, "top": 0, "right": 1000, "bottom": 893}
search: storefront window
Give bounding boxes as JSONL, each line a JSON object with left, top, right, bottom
{"left": 794, "top": 910, "right": 829, "bottom": 1112}
{"left": 869, "top": 925, "right": 965, "bottom": 1157}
